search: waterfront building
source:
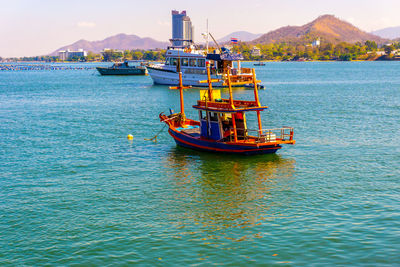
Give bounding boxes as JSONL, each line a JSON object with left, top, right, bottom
{"left": 58, "top": 49, "right": 87, "bottom": 60}
{"left": 312, "top": 38, "right": 321, "bottom": 47}
{"left": 251, "top": 46, "right": 261, "bottom": 57}
{"left": 171, "top": 10, "right": 193, "bottom": 46}
{"left": 371, "top": 51, "right": 386, "bottom": 56}
{"left": 101, "top": 48, "right": 124, "bottom": 54}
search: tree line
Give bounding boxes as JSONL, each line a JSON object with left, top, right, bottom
{"left": 231, "top": 41, "right": 400, "bottom": 61}
{"left": 97, "top": 49, "right": 166, "bottom": 62}
{"left": 4, "top": 41, "right": 400, "bottom": 62}
{"left": 5, "top": 49, "right": 166, "bottom": 62}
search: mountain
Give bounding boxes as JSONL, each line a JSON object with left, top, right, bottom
{"left": 49, "top": 33, "right": 169, "bottom": 55}
{"left": 252, "top": 15, "right": 386, "bottom": 45}
{"left": 217, "top": 31, "right": 262, "bottom": 43}
{"left": 371, "top": 26, "right": 400, "bottom": 39}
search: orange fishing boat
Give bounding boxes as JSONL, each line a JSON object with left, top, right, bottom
{"left": 159, "top": 63, "right": 295, "bottom": 155}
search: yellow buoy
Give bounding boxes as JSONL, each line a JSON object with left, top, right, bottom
{"left": 127, "top": 134, "right": 133, "bottom": 140}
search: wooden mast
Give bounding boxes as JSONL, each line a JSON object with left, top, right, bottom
{"left": 206, "top": 62, "right": 213, "bottom": 101}
{"left": 252, "top": 68, "right": 263, "bottom": 135}
{"left": 227, "top": 67, "right": 235, "bottom": 109}
{"left": 252, "top": 68, "right": 261, "bottom": 107}
{"left": 178, "top": 71, "right": 185, "bottom": 117}
{"left": 169, "top": 53, "right": 191, "bottom": 124}
{"left": 226, "top": 68, "right": 238, "bottom": 142}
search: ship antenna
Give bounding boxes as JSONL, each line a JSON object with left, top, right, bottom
{"left": 206, "top": 19, "right": 209, "bottom": 53}
{"left": 209, "top": 33, "right": 221, "bottom": 53}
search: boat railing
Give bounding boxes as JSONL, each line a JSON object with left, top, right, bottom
{"left": 227, "top": 127, "right": 294, "bottom": 143}
{"left": 220, "top": 67, "right": 255, "bottom": 85}
{"left": 238, "top": 68, "right": 253, "bottom": 74}
{"left": 223, "top": 68, "right": 252, "bottom": 76}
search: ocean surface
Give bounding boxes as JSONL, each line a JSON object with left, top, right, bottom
{"left": 0, "top": 62, "right": 399, "bottom": 265}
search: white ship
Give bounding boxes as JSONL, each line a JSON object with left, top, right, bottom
{"left": 147, "top": 45, "right": 259, "bottom": 88}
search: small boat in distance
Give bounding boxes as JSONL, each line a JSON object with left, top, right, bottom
{"left": 159, "top": 63, "right": 295, "bottom": 155}
{"left": 254, "top": 62, "right": 265, "bottom": 66}
{"left": 96, "top": 60, "right": 147, "bottom": 75}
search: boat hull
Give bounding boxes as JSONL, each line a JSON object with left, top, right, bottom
{"left": 168, "top": 128, "right": 281, "bottom": 155}
{"left": 96, "top": 67, "right": 147, "bottom": 75}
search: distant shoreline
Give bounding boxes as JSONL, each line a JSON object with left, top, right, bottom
{"left": 3, "top": 60, "right": 400, "bottom": 64}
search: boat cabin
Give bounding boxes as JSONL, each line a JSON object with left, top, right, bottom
{"left": 163, "top": 46, "right": 207, "bottom": 71}
{"left": 193, "top": 89, "right": 269, "bottom": 142}
{"left": 112, "top": 60, "right": 147, "bottom": 69}
{"left": 162, "top": 46, "right": 254, "bottom": 84}
{"left": 198, "top": 110, "right": 248, "bottom": 141}
{"left": 206, "top": 48, "right": 255, "bottom": 85}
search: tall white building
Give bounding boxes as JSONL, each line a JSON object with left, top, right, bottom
{"left": 58, "top": 49, "right": 87, "bottom": 60}
{"left": 171, "top": 10, "right": 193, "bottom": 47}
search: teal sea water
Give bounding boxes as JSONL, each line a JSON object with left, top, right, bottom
{"left": 0, "top": 62, "right": 399, "bottom": 265}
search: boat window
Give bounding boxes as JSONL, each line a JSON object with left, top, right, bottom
{"left": 198, "top": 59, "right": 205, "bottom": 67}
{"left": 184, "top": 69, "right": 206, "bottom": 74}
{"left": 181, "top": 58, "right": 189, "bottom": 66}
{"left": 210, "top": 112, "right": 218, "bottom": 122}
{"left": 221, "top": 113, "right": 232, "bottom": 132}
{"left": 170, "top": 58, "right": 177, "bottom": 66}
{"left": 189, "top": 58, "right": 196, "bottom": 67}
{"left": 199, "top": 111, "right": 205, "bottom": 120}
{"left": 165, "top": 58, "right": 170, "bottom": 65}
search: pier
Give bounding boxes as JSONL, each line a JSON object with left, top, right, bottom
{"left": 0, "top": 64, "right": 95, "bottom": 71}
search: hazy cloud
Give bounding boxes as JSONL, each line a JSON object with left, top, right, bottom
{"left": 77, "top": 21, "right": 96, "bottom": 28}
{"left": 157, "top": 20, "right": 170, "bottom": 27}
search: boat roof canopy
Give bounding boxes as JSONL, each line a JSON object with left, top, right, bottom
{"left": 206, "top": 53, "right": 244, "bottom": 61}
{"left": 192, "top": 98, "right": 268, "bottom": 113}
{"left": 192, "top": 105, "right": 268, "bottom": 113}
{"left": 126, "top": 60, "right": 147, "bottom": 63}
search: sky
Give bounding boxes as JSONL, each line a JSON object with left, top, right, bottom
{"left": 1, "top": 0, "right": 400, "bottom": 57}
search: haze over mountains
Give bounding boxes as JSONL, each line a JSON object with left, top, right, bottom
{"left": 216, "top": 31, "right": 262, "bottom": 43}
{"left": 50, "top": 34, "right": 169, "bottom": 55}
{"left": 371, "top": 26, "right": 400, "bottom": 39}
{"left": 50, "top": 15, "right": 394, "bottom": 55}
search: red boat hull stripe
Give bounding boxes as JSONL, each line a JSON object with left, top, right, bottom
{"left": 169, "top": 129, "right": 280, "bottom": 153}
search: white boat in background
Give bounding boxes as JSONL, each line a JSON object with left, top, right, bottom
{"left": 147, "top": 44, "right": 261, "bottom": 88}
{"left": 147, "top": 45, "right": 212, "bottom": 86}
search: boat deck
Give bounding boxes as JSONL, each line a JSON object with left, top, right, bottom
{"left": 176, "top": 125, "right": 201, "bottom": 137}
